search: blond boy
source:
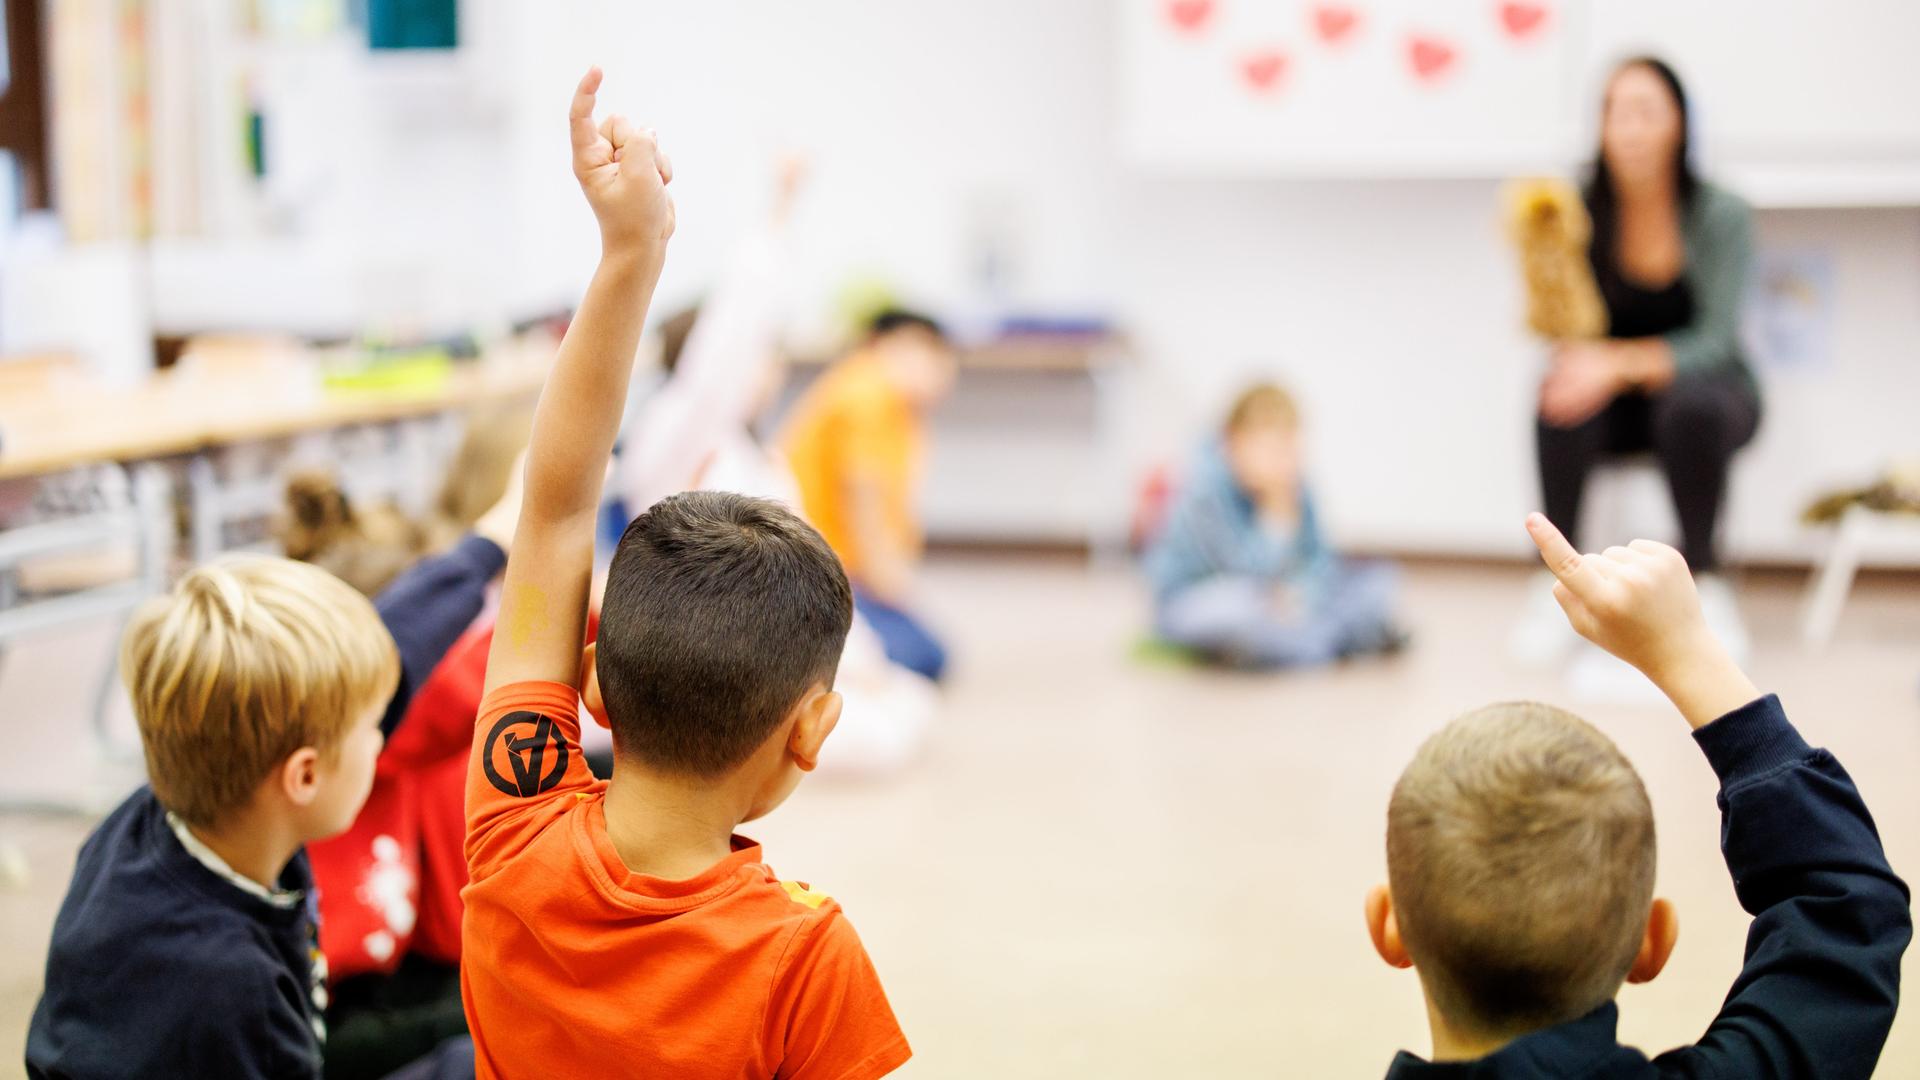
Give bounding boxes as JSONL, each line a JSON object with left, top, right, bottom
{"left": 1369, "top": 516, "right": 1909, "bottom": 1077}
{"left": 28, "top": 557, "right": 395, "bottom": 1079}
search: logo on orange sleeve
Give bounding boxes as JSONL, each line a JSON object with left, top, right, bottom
{"left": 483, "top": 711, "right": 570, "bottom": 797}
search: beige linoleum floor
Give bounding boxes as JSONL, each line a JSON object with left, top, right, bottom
{"left": 2, "top": 555, "right": 1916, "bottom": 1077}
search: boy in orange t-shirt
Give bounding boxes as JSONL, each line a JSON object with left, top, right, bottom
{"left": 461, "top": 69, "right": 909, "bottom": 1079}
{"left": 781, "top": 310, "right": 955, "bottom": 682}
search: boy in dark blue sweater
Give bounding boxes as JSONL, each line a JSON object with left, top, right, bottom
{"left": 25, "top": 509, "right": 513, "bottom": 1080}
{"left": 1369, "top": 515, "right": 1910, "bottom": 1078}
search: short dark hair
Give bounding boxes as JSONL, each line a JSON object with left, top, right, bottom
{"left": 597, "top": 491, "right": 854, "bottom": 776}
{"left": 867, "top": 307, "right": 947, "bottom": 343}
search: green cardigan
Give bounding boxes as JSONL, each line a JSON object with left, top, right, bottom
{"left": 1666, "top": 180, "right": 1759, "bottom": 395}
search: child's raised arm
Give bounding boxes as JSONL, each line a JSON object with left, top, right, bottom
{"left": 1529, "top": 512, "right": 1911, "bottom": 1076}
{"left": 484, "top": 68, "right": 674, "bottom": 696}
{"left": 1524, "top": 512, "right": 1757, "bottom": 728}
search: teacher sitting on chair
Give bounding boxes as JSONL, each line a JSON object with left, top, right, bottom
{"left": 1526, "top": 56, "right": 1760, "bottom": 657}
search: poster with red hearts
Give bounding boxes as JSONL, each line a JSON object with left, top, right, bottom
{"left": 1122, "top": 0, "right": 1585, "bottom": 175}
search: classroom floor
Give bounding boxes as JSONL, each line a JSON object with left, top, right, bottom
{"left": 2, "top": 556, "right": 1917, "bottom": 1078}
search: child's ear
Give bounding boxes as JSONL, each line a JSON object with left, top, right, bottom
{"left": 1627, "top": 899, "right": 1679, "bottom": 984}
{"left": 579, "top": 643, "right": 612, "bottom": 731}
{"left": 1366, "top": 885, "right": 1414, "bottom": 970}
{"left": 786, "top": 686, "right": 843, "bottom": 773}
{"left": 280, "top": 747, "right": 322, "bottom": 808}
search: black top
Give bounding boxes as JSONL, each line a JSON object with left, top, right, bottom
{"left": 27, "top": 790, "right": 324, "bottom": 1080}
{"left": 1595, "top": 267, "right": 1695, "bottom": 343}
{"left": 26, "top": 535, "right": 504, "bottom": 1080}
{"left": 1385, "top": 695, "right": 1912, "bottom": 1079}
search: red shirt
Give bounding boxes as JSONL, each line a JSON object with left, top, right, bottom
{"left": 462, "top": 681, "right": 910, "bottom": 1079}
{"left": 310, "top": 621, "right": 493, "bottom": 980}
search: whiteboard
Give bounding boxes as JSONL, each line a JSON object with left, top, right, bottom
{"left": 1120, "top": 0, "right": 1920, "bottom": 202}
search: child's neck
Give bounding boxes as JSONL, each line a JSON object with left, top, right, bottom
{"left": 1424, "top": 999, "right": 1523, "bottom": 1063}
{"left": 188, "top": 811, "right": 303, "bottom": 893}
{"left": 602, "top": 764, "right": 747, "bottom": 880}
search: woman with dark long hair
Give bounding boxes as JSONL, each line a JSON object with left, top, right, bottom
{"left": 1524, "top": 57, "right": 1760, "bottom": 658}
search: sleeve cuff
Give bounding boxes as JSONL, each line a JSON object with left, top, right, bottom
{"left": 1692, "top": 693, "right": 1812, "bottom": 788}
{"left": 452, "top": 533, "right": 508, "bottom": 580}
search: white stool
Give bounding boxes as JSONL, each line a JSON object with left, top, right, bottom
{"left": 1800, "top": 504, "right": 1920, "bottom": 648}
{"left": 1581, "top": 454, "right": 1679, "bottom": 552}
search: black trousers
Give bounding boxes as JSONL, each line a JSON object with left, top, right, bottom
{"left": 1537, "top": 373, "right": 1760, "bottom": 572}
{"left": 325, "top": 955, "right": 469, "bottom": 1080}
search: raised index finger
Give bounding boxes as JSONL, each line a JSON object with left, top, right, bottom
{"left": 1526, "top": 512, "right": 1600, "bottom": 598}
{"left": 569, "top": 67, "right": 603, "bottom": 155}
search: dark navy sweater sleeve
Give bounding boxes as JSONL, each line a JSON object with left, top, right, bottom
{"left": 374, "top": 534, "right": 505, "bottom": 735}
{"left": 1654, "top": 694, "right": 1911, "bottom": 1079}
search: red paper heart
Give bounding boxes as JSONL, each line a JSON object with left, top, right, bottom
{"left": 1408, "top": 35, "right": 1458, "bottom": 81}
{"left": 1313, "top": 5, "right": 1360, "bottom": 45}
{"left": 1499, "top": 1, "right": 1548, "bottom": 39}
{"left": 1240, "top": 49, "right": 1289, "bottom": 92}
{"left": 1166, "top": 0, "right": 1213, "bottom": 33}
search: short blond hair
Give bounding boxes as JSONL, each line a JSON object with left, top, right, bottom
{"left": 1386, "top": 702, "right": 1655, "bottom": 1039}
{"left": 1224, "top": 382, "right": 1299, "bottom": 435}
{"left": 121, "top": 555, "right": 398, "bottom": 826}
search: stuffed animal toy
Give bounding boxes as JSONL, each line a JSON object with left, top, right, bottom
{"left": 1803, "top": 460, "right": 1920, "bottom": 523}
{"left": 1503, "top": 178, "right": 1608, "bottom": 341}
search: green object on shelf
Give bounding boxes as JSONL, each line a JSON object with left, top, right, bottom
{"left": 322, "top": 349, "right": 454, "bottom": 393}
{"left": 1129, "top": 635, "right": 1204, "bottom": 669}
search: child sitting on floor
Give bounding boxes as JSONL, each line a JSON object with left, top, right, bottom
{"left": 781, "top": 308, "right": 957, "bottom": 683}
{"left": 458, "top": 68, "right": 908, "bottom": 1078}
{"left": 1367, "top": 514, "right": 1909, "bottom": 1077}
{"left": 26, "top": 554, "right": 470, "bottom": 1079}
{"left": 1144, "top": 382, "right": 1404, "bottom": 668}
{"left": 615, "top": 159, "right": 935, "bottom": 775}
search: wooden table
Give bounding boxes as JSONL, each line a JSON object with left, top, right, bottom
{"left": 0, "top": 335, "right": 557, "bottom": 813}
{"left": 0, "top": 336, "right": 555, "bottom": 480}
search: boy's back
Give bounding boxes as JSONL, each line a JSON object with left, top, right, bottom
{"left": 463, "top": 72, "right": 908, "bottom": 1079}
{"left": 29, "top": 789, "right": 322, "bottom": 1080}
{"left": 1371, "top": 516, "right": 1910, "bottom": 1079}
{"left": 462, "top": 684, "right": 906, "bottom": 1077}
{"left": 28, "top": 552, "right": 402, "bottom": 1080}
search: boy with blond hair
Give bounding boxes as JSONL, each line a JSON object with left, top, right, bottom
{"left": 459, "top": 69, "right": 908, "bottom": 1078}
{"left": 1368, "top": 515, "right": 1910, "bottom": 1077}
{"left": 29, "top": 480, "right": 517, "bottom": 1078}
{"left": 27, "top": 556, "right": 395, "bottom": 1079}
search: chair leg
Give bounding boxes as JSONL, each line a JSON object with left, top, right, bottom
{"left": 1801, "top": 506, "right": 1867, "bottom": 649}
{"left": 90, "top": 615, "right": 141, "bottom": 764}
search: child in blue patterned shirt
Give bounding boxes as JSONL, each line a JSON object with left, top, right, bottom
{"left": 1144, "top": 382, "right": 1404, "bottom": 668}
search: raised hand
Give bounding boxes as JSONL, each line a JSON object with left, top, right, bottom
{"left": 569, "top": 67, "right": 675, "bottom": 258}
{"left": 772, "top": 152, "right": 809, "bottom": 224}
{"left": 1526, "top": 512, "right": 1757, "bottom": 728}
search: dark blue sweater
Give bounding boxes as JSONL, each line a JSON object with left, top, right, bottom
{"left": 25, "top": 535, "right": 503, "bottom": 1080}
{"left": 1386, "top": 694, "right": 1911, "bottom": 1079}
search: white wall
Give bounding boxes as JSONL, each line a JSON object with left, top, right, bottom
{"left": 128, "top": 0, "right": 1920, "bottom": 562}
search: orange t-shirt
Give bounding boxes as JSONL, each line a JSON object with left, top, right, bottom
{"left": 779, "top": 353, "right": 924, "bottom": 581}
{"left": 462, "top": 681, "right": 910, "bottom": 1079}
